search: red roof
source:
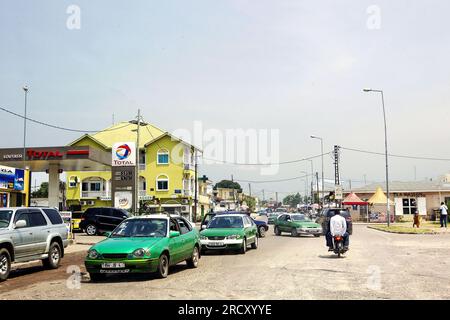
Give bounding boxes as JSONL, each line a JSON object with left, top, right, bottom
{"left": 342, "top": 192, "right": 368, "bottom": 205}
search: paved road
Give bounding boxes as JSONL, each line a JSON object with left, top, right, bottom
{"left": 1, "top": 225, "right": 450, "bottom": 299}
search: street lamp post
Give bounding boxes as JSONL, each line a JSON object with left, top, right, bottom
{"left": 310, "top": 135, "right": 324, "bottom": 209}
{"left": 22, "top": 86, "right": 29, "bottom": 168}
{"left": 363, "top": 88, "right": 391, "bottom": 227}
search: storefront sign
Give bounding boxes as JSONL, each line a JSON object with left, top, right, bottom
{"left": 112, "top": 142, "right": 136, "bottom": 166}
{"left": 114, "top": 191, "right": 133, "bottom": 210}
{"left": 335, "top": 185, "right": 343, "bottom": 200}
{"left": 0, "top": 165, "right": 24, "bottom": 191}
{"left": 27, "top": 149, "right": 64, "bottom": 160}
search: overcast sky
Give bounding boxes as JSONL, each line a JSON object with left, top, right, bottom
{"left": 1, "top": 0, "right": 450, "bottom": 200}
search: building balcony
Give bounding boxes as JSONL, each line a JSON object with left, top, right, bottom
{"left": 81, "top": 191, "right": 110, "bottom": 199}
{"left": 184, "top": 163, "right": 195, "bottom": 171}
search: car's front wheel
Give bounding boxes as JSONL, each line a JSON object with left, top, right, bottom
{"left": 239, "top": 238, "right": 247, "bottom": 254}
{"left": 251, "top": 236, "right": 258, "bottom": 249}
{"left": 258, "top": 226, "right": 266, "bottom": 238}
{"left": 43, "top": 242, "right": 61, "bottom": 269}
{"left": 85, "top": 224, "right": 97, "bottom": 236}
{"left": 186, "top": 246, "right": 199, "bottom": 268}
{"left": 291, "top": 228, "right": 298, "bottom": 237}
{"left": 274, "top": 226, "right": 281, "bottom": 236}
{"left": 157, "top": 253, "right": 169, "bottom": 278}
{"left": 0, "top": 248, "right": 11, "bottom": 282}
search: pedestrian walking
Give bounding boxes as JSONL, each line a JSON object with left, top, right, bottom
{"left": 413, "top": 210, "right": 420, "bottom": 228}
{"left": 439, "top": 202, "right": 448, "bottom": 228}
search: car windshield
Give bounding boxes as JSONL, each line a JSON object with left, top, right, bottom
{"left": 0, "top": 210, "right": 13, "bottom": 228}
{"left": 291, "top": 215, "right": 307, "bottom": 221}
{"left": 208, "top": 216, "right": 243, "bottom": 229}
{"left": 111, "top": 219, "right": 167, "bottom": 238}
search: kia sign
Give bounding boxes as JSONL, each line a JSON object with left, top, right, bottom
{"left": 112, "top": 142, "right": 136, "bottom": 166}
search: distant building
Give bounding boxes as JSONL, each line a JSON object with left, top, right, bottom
{"left": 351, "top": 179, "right": 450, "bottom": 218}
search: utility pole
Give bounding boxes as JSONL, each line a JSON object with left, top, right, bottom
{"left": 333, "top": 145, "right": 341, "bottom": 207}
{"left": 275, "top": 192, "right": 278, "bottom": 207}
{"left": 316, "top": 172, "right": 319, "bottom": 205}
{"left": 349, "top": 179, "right": 352, "bottom": 192}
{"left": 194, "top": 150, "right": 198, "bottom": 223}
{"left": 135, "top": 109, "right": 141, "bottom": 215}
{"left": 262, "top": 189, "right": 265, "bottom": 202}
{"left": 363, "top": 174, "right": 367, "bottom": 185}
{"left": 248, "top": 183, "right": 252, "bottom": 197}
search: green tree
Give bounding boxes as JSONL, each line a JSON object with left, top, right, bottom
{"left": 32, "top": 182, "right": 49, "bottom": 198}
{"left": 282, "top": 193, "right": 302, "bottom": 208}
{"left": 214, "top": 180, "right": 242, "bottom": 193}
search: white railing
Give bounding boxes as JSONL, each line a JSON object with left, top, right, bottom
{"left": 183, "top": 190, "right": 191, "bottom": 197}
{"left": 139, "top": 190, "right": 147, "bottom": 197}
{"left": 81, "top": 191, "right": 110, "bottom": 199}
{"left": 139, "top": 164, "right": 146, "bottom": 171}
{"left": 184, "top": 163, "right": 194, "bottom": 171}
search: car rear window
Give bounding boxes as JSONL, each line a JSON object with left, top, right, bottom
{"left": 42, "top": 208, "right": 64, "bottom": 225}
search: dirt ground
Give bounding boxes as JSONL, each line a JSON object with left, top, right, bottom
{"left": 1, "top": 225, "right": 450, "bottom": 300}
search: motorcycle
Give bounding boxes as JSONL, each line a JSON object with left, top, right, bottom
{"left": 332, "top": 235, "right": 347, "bottom": 258}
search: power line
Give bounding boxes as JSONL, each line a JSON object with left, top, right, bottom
{"left": 0, "top": 106, "right": 132, "bottom": 133}
{"left": 341, "top": 146, "right": 450, "bottom": 161}
{"left": 235, "top": 173, "right": 313, "bottom": 184}
{"left": 202, "top": 152, "right": 332, "bottom": 166}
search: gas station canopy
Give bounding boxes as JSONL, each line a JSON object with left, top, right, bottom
{"left": 0, "top": 146, "right": 111, "bottom": 172}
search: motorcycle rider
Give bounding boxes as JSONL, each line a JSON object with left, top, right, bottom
{"left": 326, "top": 210, "right": 349, "bottom": 251}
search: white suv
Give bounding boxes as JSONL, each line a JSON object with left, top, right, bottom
{"left": 0, "top": 207, "right": 69, "bottom": 282}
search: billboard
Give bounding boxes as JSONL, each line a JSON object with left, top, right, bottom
{"left": 0, "top": 165, "right": 24, "bottom": 191}
{"left": 114, "top": 191, "right": 133, "bottom": 210}
{"left": 112, "top": 142, "right": 136, "bottom": 167}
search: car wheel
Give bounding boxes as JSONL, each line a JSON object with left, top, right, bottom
{"left": 0, "top": 248, "right": 11, "bottom": 282}
{"left": 274, "top": 226, "right": 281, "bottom": 236}
{"left": 251, "top": 236, "right": 258, "bottom": 249}
{"left": 186, "top": 246, "right": 199, "bottom": 268}
{"left": 258, "top": 226, "right": 266, "bottom": 238}
{"left": 43, "top": 242, "right": 62, "bottom": 269}
{"left": 157, "top": 253, "right": 169, "bottom": 278}
{"left": 239, "top": 238, "right": 247, "bottom": 254}
{"left": 85, "top": 224, "right": 97, "bottom": 236}
{"left": 89, "top": 273, "right": 106, "bottom": 282}
{"left": 291, "top": 228, "right": 298, "bottom": 237}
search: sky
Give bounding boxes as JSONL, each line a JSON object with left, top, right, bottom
{"left": 1, "top": 0, "right": 450, "bottom": 200}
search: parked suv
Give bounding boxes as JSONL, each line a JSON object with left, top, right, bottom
{"left": 80, "top": 207, "right": 130, "bottom": 236}
{"left": 316, "top": 208, "right": 353, "bottom": 235}
{"left": 0, "top": 207, "right": 69, "bottom": 282}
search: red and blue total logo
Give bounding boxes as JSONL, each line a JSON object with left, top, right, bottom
{"left": 115, "top": 144, "right": 131, "bottom": 160}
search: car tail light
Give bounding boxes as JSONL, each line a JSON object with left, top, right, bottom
{"left": 335, "top": 236, "right": 342, "bottom": 241}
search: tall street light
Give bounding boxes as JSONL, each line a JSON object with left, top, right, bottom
{"left": 363, "top": 88, "right": 390, "bottom": 227}
{"left": 310, "top": 135, "right": 324, "bottom": 209}
{"left": 22, "top": 85, "right": 29, "bottom": 167}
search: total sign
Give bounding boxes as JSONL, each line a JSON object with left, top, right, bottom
{"left": 112, "top": 142, "right": 136, "bottom": 167}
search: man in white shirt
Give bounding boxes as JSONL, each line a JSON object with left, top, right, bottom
{"left": 326, "top": 211, "right": 349, "bottom": 251}
{"left": 440, "top": 202, "right": 448, "bottom": 228}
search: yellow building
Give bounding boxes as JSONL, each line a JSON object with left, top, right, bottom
{"left": 65, "top": 120, "right": 200, "bottom": 219}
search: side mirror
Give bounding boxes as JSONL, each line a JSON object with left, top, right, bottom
{"left": 201, "top": 225, "right": 207, "bottom": 230}
{"left": 15, "top": 220, "right": 27, "bottom": 229}
{"left": 169, "top": 231, "right": 180, "bottom": 238}
{"left": 103, "top": 231, "right": 111, "bottom": 237}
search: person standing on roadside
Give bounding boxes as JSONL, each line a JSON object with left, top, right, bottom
{"left": 413, "top": 210, "right": 420, "bottom": 228}
{"left": 440, "top": 202, "right": 448, "bottom": 228}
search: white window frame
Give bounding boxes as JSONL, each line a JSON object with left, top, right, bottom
{"left": 157, "top": 149, "right": 170, "bottom": 165}
{"left": 156, "top": 174, "right": 169, "bottom": 191}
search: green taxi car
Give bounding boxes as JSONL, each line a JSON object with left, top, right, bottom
{"left": 199, "top": 213, "right": 258, "bottom": 254}
{"left": 274, "top": 213, "right": 322, "bottom": 237}
{"left": 85, "top": 214, "right": 201, "bottom": 281}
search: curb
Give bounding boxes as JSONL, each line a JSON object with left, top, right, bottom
{"left": 367, "top": 226, "right": 437, "bottom": 235}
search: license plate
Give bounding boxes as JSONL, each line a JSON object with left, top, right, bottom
{"left": 100, "top": 269, "right": 130, "bottom": 274}
{"left": 101, "top": 262, "right": 125, "bottom": 269}
{"left": 209, "top": 241, "right": 224, "bottom": 246}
